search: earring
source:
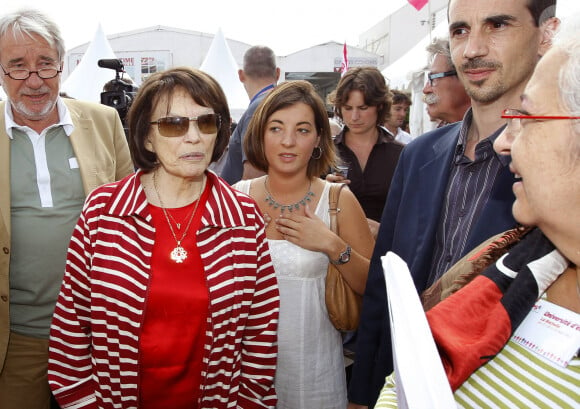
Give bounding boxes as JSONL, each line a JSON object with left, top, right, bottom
{"left": 311, "top": 146, "right": 322, "bottom": 159}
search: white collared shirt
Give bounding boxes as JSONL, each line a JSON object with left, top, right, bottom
{"left": 382, "top": 126, "right": 413, "bottom": 144}
{"left": 4, "top": 98, "right": 75, "bottom": 207}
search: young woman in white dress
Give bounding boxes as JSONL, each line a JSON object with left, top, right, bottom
{"left": 234, "top": 80, "right": 375, "bottom": 409}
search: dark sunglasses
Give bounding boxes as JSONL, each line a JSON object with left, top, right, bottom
{"left": 150, "top": 113, "right": 221, "bottom": 137}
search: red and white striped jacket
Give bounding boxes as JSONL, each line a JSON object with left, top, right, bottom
{"left": 48, "top": 170, "right": 279, "bottom": 409}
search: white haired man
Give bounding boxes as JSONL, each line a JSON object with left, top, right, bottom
{"left": 0, "top": 9, "right": 132, "bottom": 408}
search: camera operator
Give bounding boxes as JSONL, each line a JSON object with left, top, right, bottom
{"left": 99, "top": 58, "right": 138, "bottom": 136}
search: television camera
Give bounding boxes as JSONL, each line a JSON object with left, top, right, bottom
{"left": 98, "top": 58, "right": 138, "bottom": 129}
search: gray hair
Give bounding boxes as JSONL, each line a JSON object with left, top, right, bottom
{"left": 426, "top": 37, "right": 454, "bottom": 70}
{"left": 242, "top": 45, "right": 277, "bottom": 79}
{"left": 553, "top": 14, "right": 580, "bottom": 157}
{"left": 554, "top": 16, "right": 580, "bottom": 118}
{"left": 0, "top": 9, "right": 65, "bottom": 61}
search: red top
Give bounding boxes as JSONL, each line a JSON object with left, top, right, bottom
{"left": 140, "top": 179, "right": 211, "bottom": 408}
{"left": 49, "top": 170, "right": 279, "bottom": 409}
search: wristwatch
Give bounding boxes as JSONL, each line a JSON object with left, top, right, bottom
{"left": 330, "top": 245, "right": 351, "bottom": 265}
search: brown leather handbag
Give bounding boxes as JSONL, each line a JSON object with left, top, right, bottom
{"left": 325, "top": 183, "right": 362, "bottom": 331}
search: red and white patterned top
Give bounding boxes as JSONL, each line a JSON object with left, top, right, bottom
{"left": 48, "top": 170, "right": 280, "bottom": 409}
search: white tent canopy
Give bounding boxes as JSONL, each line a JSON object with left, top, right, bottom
{"left": 382, "top": 21, "right": 447, "bottom": 89}
{"left": 200, "top": 28, "right": 248, "bottom": 120}
{"left": 61, "top": 24, "right": 118, "bottom": 102}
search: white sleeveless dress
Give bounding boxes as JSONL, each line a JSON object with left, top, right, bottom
{"left": 233, "top": 180, "right": 347, "bottom": 409}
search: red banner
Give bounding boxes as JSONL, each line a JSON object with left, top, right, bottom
{"left": 340, "top": 42, "right": 349, "bottom": 76}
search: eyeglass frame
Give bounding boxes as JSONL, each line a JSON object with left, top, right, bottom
{"left": 427, "top": 70, "right": 457, "bottom": 87}
{"left": 0, "top": 63, "right": 62, "bottom": 80}
{"left": 501, "top": 108, "right": 580, "bottom": 133}
{"left": 149, "top": 114, "right": 222, "bottom": 137}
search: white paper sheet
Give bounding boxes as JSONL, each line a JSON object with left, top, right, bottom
{"left": 381, "top": 252, "right": 456, "bottom": 409}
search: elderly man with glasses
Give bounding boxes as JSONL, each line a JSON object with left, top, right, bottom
{"left": 422, "top": 37, "right": 471, "bottom": 128}
{"left": 0, "top": 9, "right": 132, "bottom": 409}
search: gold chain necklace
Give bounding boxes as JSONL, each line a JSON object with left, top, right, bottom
{"left": 164, "top": 205, "right": 194, "bottom": 230}
{"left": 152, "top": 171, "right": 203, "bottom": 263}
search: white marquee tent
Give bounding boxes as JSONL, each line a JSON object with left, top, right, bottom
{"left": 200, "top": 28, "right": 249, "bottom": 121}
{"left": 56, "top": 24, "right": 249, "bottom": 124}
{"left": 61, "top": 24, "right": 119, "bottom": 102}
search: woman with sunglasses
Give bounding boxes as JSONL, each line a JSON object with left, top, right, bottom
{"left": 48, "top": 67, "right": 280, "bottom": 409}
{"left": 234, "top": 80, "right": 375, "bottom": 409}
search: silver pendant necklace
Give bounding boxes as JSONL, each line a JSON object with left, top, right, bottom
{"left": 263, "top": 177, "right": 314, "bottom": 212}
{"left": 153, "top": 171, "right": 203, "bottom": 263}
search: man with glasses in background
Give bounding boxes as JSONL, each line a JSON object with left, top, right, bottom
{"left": 0, "top": 9, "right": 132, "bottom": 408}
{"left": 422, "top": 37, "right": 471, "bottom": 128}
{"left": 348, "top": 0, "right": 560, "bottom": 407}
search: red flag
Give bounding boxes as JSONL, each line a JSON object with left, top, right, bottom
{"left": 408, "top": 0, "right": 428, "bottom": 11}
{"left": 340, "top": 42, "right": 349, "bottom": 76}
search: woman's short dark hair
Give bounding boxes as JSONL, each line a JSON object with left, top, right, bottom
{"left": 327, "top": 66, "right": 392, "bottom": 126}
{"left": 244, "top": 80, "right": 337, "bottom": 178}
{"left": 127, "top": 67, "right": 231, "bottom": 171}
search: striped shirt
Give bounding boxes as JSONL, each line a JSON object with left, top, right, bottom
{"left": 48, "top": 170, "right": 280, "bottom": 409}
{"left": 375, "top": 341, "right": 580, "bottom": 408}
{"left": 455, "top": 340, "right": 579, "bottom": 408}
{"left": 429, "top": 111, "right": 509, "bottom": 284}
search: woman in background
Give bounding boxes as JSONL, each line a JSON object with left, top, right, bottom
{"left": 234, "top": 80, "right": 375, "bottom": 408}
{"left": 326, "top": 67, "right": 403, "bottom": 238}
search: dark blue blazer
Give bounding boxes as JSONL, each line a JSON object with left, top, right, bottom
{"left": 348, "top": 122, "right": 517, "bottom": 407}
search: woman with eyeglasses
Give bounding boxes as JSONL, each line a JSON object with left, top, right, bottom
{"left": 234, "top": 80, "right": 375, "bottom": 409}
{"left": 376, "top": 17, "right": 580, "bottom": 408}
{"left": 48, "top": 67, "right": 280, "bottom": 409}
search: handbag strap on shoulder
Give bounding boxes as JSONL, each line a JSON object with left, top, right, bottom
{"left": 328, "top": 183, "right": 346, "bottom": 234}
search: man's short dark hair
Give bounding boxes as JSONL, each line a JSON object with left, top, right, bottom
{"left": 391, "top": 90, "right": 412, "bottom": 106}
{"left": 527, "top": 0, "right": 557, "bottom": 26}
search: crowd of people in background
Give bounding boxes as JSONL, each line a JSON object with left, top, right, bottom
{"left": 0, "top": 1, "right": 578, "bottom": 408}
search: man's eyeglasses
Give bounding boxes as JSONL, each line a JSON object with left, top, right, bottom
{"left": 150, "top": 114, "right": 221, "bottom": 137}
{"left": 427, "top": 70, "right": 457, "bottom": 87}
{"left": 501, "top": 108, "right": 580, "bottom": 134}
{"left": 0, "top": 64, "right": 62, "bottom": 80}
